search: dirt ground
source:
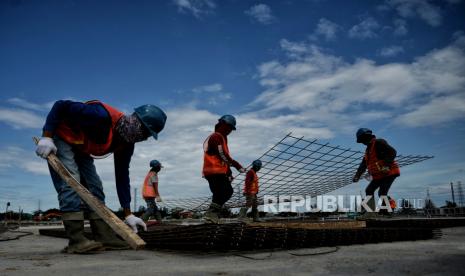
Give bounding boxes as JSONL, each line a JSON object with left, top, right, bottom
{"left": 1, "top": 225, "right": 464, "bottom": 275}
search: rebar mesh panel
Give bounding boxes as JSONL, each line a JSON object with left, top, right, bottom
{"left": 163, "top": 133, "right": 433, "bottom": 211}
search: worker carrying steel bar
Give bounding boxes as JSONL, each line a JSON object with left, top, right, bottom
{"left": 202, "top": 115, "right": 245, "bottom": 223}
{"left": 141, "top": 160, "right": 163, "bottom": 223}
{"left": 35, "top": 100, "right": 167, "bottom": 253}
{"left": 238, "top": 160, "right": 262, "bottom": 222}
{"left": 352, "top": 128, "right": 400, "bottom": 217}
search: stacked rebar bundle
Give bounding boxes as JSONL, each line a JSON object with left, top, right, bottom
{"left": 138, "top": 223, "right": 441, "bottom": 251}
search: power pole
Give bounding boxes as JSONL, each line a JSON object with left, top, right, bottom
{"left": 457, "top": 181, "right": 464, "bottom": 207}
{"left": 133, "top": 187, "right": 137, "bottom": 212}
{"left": 451, "top": 182, "right": 456, "bottom": 204}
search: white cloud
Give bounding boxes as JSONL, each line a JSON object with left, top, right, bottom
{"left": 190, "top": 83, "right": 232, "bottom": 106}
{"left": 313, "top": 18, "right": 340, "bottom": 41}
{"left": 192, "top": 83, "right": 222, "bottom": 93}
{"left": 173, "top": 0, "right": 216, "bottom": 18}
{"left": 244, "top": 4, "right": 275, "bottom": 25}
{"left": 7, "top": 98, "right": 54, "bottom": 112}
{"left": 0, "top": 107, "right": 44, "bottom": 129}
{"left": 380, "top": 0, "right": 461, "bottom": 27}
{"left": 0, "top": 146, "right": 49, "bottom": 175}
{"left": 252, "top": 34, "right": 465, "bottom": 130}
{"left": 348, "top": 17, "right": 380, "bottom": 39}
{"left": 379, "top": 45, "right": 405, "bottom": 57}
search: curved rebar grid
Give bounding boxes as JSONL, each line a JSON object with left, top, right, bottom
{"left": 162, "top": 133, "right": 433, "bottom": 212}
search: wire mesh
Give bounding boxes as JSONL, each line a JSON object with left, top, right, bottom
{"left": 163, "top": 133, "right": 433, "bottom": 211}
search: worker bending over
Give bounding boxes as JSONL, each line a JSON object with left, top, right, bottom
{"left": 141, "top": 160, "right": 163, "bottom": 223}
{"left": 202, "top": 115, "right": 245, "bottom": 223}
{"left": 352, "top": 128, "right": 400, "bottom": 216}
{"left": 35, "top": 100, "right": 167, "bottom": 253}
{"left": 238, "top": 160, "right": 262, "bottom": 222}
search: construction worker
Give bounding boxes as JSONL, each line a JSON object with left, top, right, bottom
{"left": 35, "top": 100, "right": 167, "bottom": 253}
{"left": 141, "top": 160, "right": 163, "bottom": 223}
{"left": 238, "top": 160, "right": 262, "bottom": 222}
{"left": 352, "top": 128, "right": 400, "bottom": 216}
{"left": 202, "top": 115, "right": 245, "bottom": 223}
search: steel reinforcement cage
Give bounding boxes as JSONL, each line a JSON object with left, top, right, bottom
{"left": 163, "top": 133, "right": 433, "bottom": 211}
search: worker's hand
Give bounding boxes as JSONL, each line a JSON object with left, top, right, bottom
{"left": 239, "top": 168, "right": 246, "bottom": 173}
{"left": 124, "top": 214, "right": 147, "bottom": 233}
{"left": 155, "top": 196, "right": 162, "bottom": 202}
{"left": 35, "top": 137, "right": 57, "bottom": 159}
{"left": 352, "top": 175, "right": 360, "bottom": 182}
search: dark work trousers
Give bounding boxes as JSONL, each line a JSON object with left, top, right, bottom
{"left": 206, "top": 174, "right": 234, "bottom": 206}
{"left": 365, "top": 175, "right": 398, "bottom": 210}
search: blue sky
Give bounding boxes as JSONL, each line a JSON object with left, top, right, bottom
{"left": 1, "top": 0, "right": 464, "bottom": 212}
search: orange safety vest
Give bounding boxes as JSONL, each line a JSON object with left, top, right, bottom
{"left": 364, "top": 138, "right": 400, "bottom": 180}
{"left": 202, "top": 132, "right": 230, "bottom": 176}
{"left": 389, "top": 198, "right": 397, "bottom": 209}
{"left": 55, "top": 100, "right": 124, "bottom": 156}
{"left": 142, "top": 170, "right": 159, "bottom": 199}
{"left": 244, "top": 169, "right": 259, "bottom": 195}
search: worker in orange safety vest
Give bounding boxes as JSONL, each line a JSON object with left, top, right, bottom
{"left": 352, "top": 128, "right": 400, "bottom": 216}
{"left": 141, "top": 160, "right": 163, "bottom": 223}
{"left": 35, "top": 100, "right": 167, "bottom": 253}
{"left": 238, "top": 160, "right": 262, "bottom": 222}
{"left": 202, "top": 115, "right": 245, "bottom": 224}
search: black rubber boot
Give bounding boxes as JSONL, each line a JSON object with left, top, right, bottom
{"left": 62, "top": 212, "right": 103, "bottom": 254}
{"left": 88, "top": 212, "right": 130, "bottom": 250}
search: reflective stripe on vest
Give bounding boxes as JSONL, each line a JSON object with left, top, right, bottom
{"left": 244, "top": 169, "right": 259, "bottom": 194}
{"left": 55, "top": 100, "right": 124, "bottom": 156}
{"left": 364, "top": 138, "right": 400, "bottom": 180}
{"left": 142, "top": 171, "right": 159, "bottom": 198}
{"left": 202, "top": 132, "right": 230, "bottom": 176}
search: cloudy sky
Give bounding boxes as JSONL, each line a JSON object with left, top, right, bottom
{"left": 1, "top": 0, "right": 464, "bottom": 212}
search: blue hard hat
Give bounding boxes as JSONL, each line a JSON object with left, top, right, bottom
{"left": 134, "top": 105, "right": 167, "bottom": 140}
{"left": 219, "top": 115, "right": 236, "bottom": 130}
{"left": 150, "top": 160, "right": 162, "bottom": 168}
{"left": 356, "top": 128, "right": 372, "bottom": 142}
{"left": 252, "top": 159, "right": 262, "bottom": 169}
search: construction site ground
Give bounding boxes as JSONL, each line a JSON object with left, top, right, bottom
{"left": 1, "top": 225, "right": 464, "bottom": 275}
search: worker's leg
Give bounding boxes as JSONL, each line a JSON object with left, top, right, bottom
{"left": 238, "top": 193, "right": 251, "bottom": 219}
{"left": 142, "top": 198, "right": 156, "bottom": 221}
{"left": 74, "top": 152, "right": 105, "bottom": 204}
{"left": 62, "top": 211, "right": 103, "bottom": 253}
{"left": 49, "top": 137, "right": 82, "bottom": 212}
{"left": 207, "top": 174, "right": 233, "bottom": 206}
{"left": 87, "top": 212, "right": 129, "bottom": 250}
{"left": 377, "top": 175, "right": 397, "bottom": 214}
{"left": 365, "top": 179, "right": 382, "bottom": 212}
{"left": 251, "top": 194, "right": 259, "bottom": 221}
{"left": 205, "top": 175, "right": 230, "bottom": 223}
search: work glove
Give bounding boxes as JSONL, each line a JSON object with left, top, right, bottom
{"left": 155, "top": 196, "right": 162, "bottom": 202}
{"left": 124, "top": 214, "right": 147, "bottom": 233}
{"left": 35, "top": 137, "right": 57, "bottom": 159}
{"left": 352, "top": 174, "right": 360, "bottom": 182}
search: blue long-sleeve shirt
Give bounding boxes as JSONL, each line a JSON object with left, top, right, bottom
{"left": 43, "top": 100, "right": 133, "bottom": 209}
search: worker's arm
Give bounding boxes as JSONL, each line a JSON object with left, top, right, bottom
{"left": 207, "top": 133, "right": 244, "bottom": 171}
{"left": 114, "top": 142, "right": 147, "bottom": 232}
{"left": 113, "top": 142, "right": 135, "bottom": 216}
{"left": 375, "top": 139, "right": 397, "bottom": 163}
{"left": 353, "top": 159, "right": 367, "bottom": 182}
